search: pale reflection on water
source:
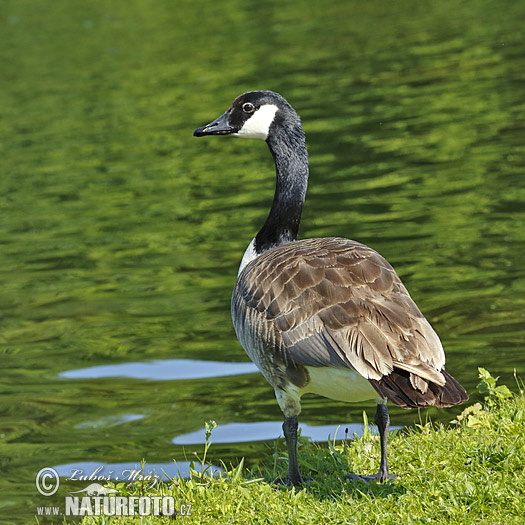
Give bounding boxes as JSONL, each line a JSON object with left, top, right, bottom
{"left": 53, "top": 461, "right": 220, "bottom": 481}
{"left": 60, "top": 359, "right": 258, "bottom": 381}
{"left": 75, "top": 414, "right": 144, "bottom": 430}
{"left": 173, "top": 421, "right": 401, "bottom": 445}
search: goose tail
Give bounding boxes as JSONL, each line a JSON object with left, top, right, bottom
{"left": 369, "top": 368, "right": 468, "bottom": 409}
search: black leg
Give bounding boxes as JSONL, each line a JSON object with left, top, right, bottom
{"left": 347, "top": 403, "right": 396, "bottom": 483}
{"left": 374, "top": 402, "right": 395, "bottom": 482}
{"left": 282, "top": 416, "right": 303, "bottom": 485}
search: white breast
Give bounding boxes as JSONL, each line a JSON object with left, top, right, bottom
{"left": 238, "top": 238, "right": 258, "bottom": 275}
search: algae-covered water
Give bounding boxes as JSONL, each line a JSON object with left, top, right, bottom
{"left": 1, "top": 0, "right": 524, "bottom": 522}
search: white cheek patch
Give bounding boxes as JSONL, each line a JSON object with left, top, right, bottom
{"left": 235, "top": 104, "right": 278, "bottom": 140}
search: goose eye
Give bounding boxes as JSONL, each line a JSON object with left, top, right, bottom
{"left": 242, "top": 102, "right": 255, "bottom": 113}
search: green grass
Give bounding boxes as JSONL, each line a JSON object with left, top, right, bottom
{"left": 74, "top": 369, "right": 524, "bottom": 524}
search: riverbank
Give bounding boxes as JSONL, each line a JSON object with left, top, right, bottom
{"left": 73, "top": 369, "right": 524, "bottom": 524}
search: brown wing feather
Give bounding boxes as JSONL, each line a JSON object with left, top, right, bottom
{"left": 232, "top": 237, "right": 468, "bottom": 407}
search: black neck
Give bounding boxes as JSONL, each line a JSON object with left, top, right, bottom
{"left": 254, "top": 123, "right": 309, "bottom": 254}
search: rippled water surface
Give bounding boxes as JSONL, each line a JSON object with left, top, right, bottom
{"left": 1, "top": 0, "right": 524, "bottom": 522}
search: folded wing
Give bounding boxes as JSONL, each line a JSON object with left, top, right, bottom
{"left": 232, "top": 237, "right": 468, "bottom": 408}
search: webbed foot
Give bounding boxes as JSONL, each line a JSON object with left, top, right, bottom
{"left": 346, "top": 471, "right": 396, "bottom": 483}
{"left": 274, "top": 476, "right": 310, "bottom": 486}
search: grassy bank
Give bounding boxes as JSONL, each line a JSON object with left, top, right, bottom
{"left": 73, "top": 369, "right": 524, "bottom": 524}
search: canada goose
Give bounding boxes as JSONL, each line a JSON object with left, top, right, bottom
{"left": 194, "top": 90, "right": 468, "bottom": 484}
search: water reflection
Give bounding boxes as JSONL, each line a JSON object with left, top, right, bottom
{"left": 60, "top": 359, "right": 258, "bottom": 381}
{"left": 173, "top": 421, "right": 401, "bottom": 445}
{"left": 53, "top": 461, "right": 220, "bottom": 481}
{"left": 76, "top": 414, "right": 144, "bottom": 429}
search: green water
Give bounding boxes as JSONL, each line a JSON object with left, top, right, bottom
{"left": 1, "top": 0, "right": 524, "bottom": 522}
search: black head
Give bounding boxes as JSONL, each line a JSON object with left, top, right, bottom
{"left": 193, "top": 90, "right": 300, "bottom": 141}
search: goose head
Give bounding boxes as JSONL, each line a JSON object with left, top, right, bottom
{"left": 193, "top": 90, "right": 309, "bottom": 261}
{"left": 194, "top": 90, "right": 301, "bottom": 141}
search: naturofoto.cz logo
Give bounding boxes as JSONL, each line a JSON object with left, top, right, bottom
{"left": 35, "top": 466, "right": 192, "bottom": 518}
{"left": 64, "top": 494, "right": 189, "bottom": 518}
